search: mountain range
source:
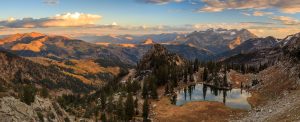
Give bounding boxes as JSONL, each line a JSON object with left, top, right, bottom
{"left": 0, "top": 29, "right": 294, "bottom": 88}
{"left": 1, "top": 29, "right": 300, "bottom": 122}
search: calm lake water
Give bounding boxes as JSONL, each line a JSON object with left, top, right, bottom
{"left": 171, "top": 84, "right": 252, "bottom": 110}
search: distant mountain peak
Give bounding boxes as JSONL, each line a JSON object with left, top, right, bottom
{"left": 184, "top": 28, "right": 257, "bottom": 53}
{"left": 143, "top": 38, "right": 154, "bottom": 45}
{"left": 25, "top": 32, "right": 45, "bottom": 38}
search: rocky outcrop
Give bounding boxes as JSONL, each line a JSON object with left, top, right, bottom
{"left": 143, "top": 38, "right": 154, "bottom": 45}
{"left": 137, "top": 44, "right": 186, "bottom": 71}
{"left": 0, "top": 96, "right": 72, "bottom": 122}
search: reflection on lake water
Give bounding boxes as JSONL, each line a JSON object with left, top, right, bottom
{"left": 171, "top": 84, "right": 252, "bottom": 110}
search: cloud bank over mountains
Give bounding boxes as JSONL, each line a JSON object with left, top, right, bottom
{"left": 0, "top": 0, "right": 298, "bottom": 38}
{"left": 0, "top": 12, "right": 101, "bottom": 28}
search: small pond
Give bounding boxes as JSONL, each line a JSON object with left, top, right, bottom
{"left": 171, "top": 84, "right": 252, "bottom": 110}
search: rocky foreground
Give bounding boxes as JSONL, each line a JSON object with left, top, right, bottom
{"left": 232, "top": 60, "right": 300, "bottom": 121}
{"left": 0, "top": 96, "right": 75, "bottom": 122}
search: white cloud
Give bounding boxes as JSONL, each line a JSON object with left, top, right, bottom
{"left": 0, "top": 12, "right": 102, "bottom": 28}
{"left": 111, "top": 22, "right": 118, "bottom": 26}
{"left": 241, "top": 12, "right": 251, "bottom": 16}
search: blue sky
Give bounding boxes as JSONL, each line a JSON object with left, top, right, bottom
{"left": 0, "top": 0, "right": 300, "bottom": 38}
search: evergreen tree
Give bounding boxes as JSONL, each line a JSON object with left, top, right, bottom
{"left": 223, "top": 71, "right": 228, "bottom": 87}
{"left": 0, "top": 82, "right": 5, "bottom": 92}
{"left": 203, "top": 67, "right": 208, "bottom": 82}
{"left": 183, "top": 69, "right": 188, "bottom": 83}
{"left": 155, "top": 64, "right": 168, "bottom": 85}
{"left": 40, "top": 87, "right": 49, "bottom": 98}
{"left": 142, "top": 81, "right": 148, "bottom": 98}
{"left": 193, "top": 59, "right": 199, "bottom": 72}
{"left": 107, "top": 95, "right": 114, "bottom": 114}
{"left": 125, "top": 93, "right": 135, "bottom": 120}
{"left": 100, "top": 93, "right": 107, "bottom": 110}
{"left": 142, "top": 98, "right": 149, "bottom": 122}
{"left": 94, "top": 108, "right": 99, "bottom": 122}
{"left": 21, "top": 85, "right": 37, "bottom": 105}
{"left": 241, "top": 64, "right": 246, "bottom": 74}
{"left": 117, "top": 96, "right": 125, "bottom": 120}
{"left": 101, "top": 113, "right": 107, "bottom": 122}
{"left": 132, "top": 80, "right": 141, "bottom": 94}
{"left": 149, "top": 78, "right": 158, "bottom": 99}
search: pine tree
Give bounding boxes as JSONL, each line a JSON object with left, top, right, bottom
{"left": 100, "top": 93, "right": 107, "bottom": 110}
{"left": 21, "top": 85, "right": 37, "bottom": 105}
{"left": 155, "top": 64, "right": 168, "bottom": 85}
{"left": 142, "top": 98, "right": 149, "bottom": 122}
{"left": 132, "top": 80, "right": 141, "bottom": 94}
{"left": 142, "top": 81, "right": 148, "bottom": 98}
{"left": 189, "top": 74, "right": 194, "bottom": 82}
{"left": 241, "top": 64, "right": 246, "bottom": 74}
{"left": 125, "top": 93, "right": 135, "bottom": 120}
{"left": 149, "top": 79, "right": 158, "bottom": 99}
{"left": 184, "top": 69, "right": 188, "bottom": 83}
{"left": 101, "top": 113, "right": 107, "bottom": 122}
{"left": 194, "top": 59, "right": 199, "bottom": 72}
{"left": 223, "top": 71, "right": 228, "bottom": 87}
{"left": 203, "top": 67, "right": 208, "bottom": 82}
{"left": 40, "top": 87, "right": 49, "bottom": 98}
{"left": 107, "top": 95, "right": 114, "bottom": 114}
{"left": 117, "top": 96, "right": 125, "bottom": 120}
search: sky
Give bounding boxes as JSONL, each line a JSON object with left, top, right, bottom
{"left": 0, "top": 0, "right": 300, "bottom": 38}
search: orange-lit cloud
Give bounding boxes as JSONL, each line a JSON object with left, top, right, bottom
{"left": 249, "top": 27, "right": 300, "bottom": 38}
{"left": 0, "top": 21, "right": 299, "bottom": 39}
{"left": 0, "top": 12, "right": 101, "bottom": 28}
{"left": 242, "top": 11, "right": 273, "bottom": 17}
{"left": 271, "top": 16, "right": 300, "bottom": 25}
{"left": 198, "top": 0, "right": 300, "bottom": 14}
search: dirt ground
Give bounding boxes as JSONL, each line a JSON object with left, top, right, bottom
{"left": 152, "top": 97, "right": 245, "bottom": 122}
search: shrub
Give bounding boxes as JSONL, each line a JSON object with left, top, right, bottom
{"left": 40, "top": 87, "right": 49, "bottom": 98}
{"left": 20, "top": 85, "right": 37, "bottom": 105}
{"left": 37, "top": 112, "right": 44, "bottom": 122}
